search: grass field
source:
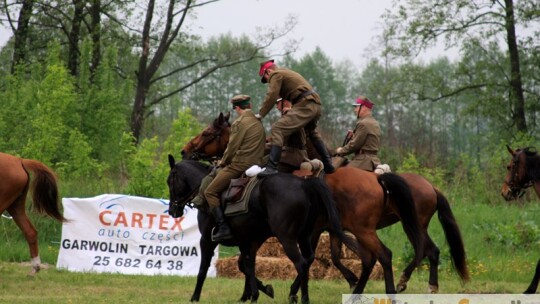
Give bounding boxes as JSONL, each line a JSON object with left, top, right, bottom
{"left": 0, "top": 187, "right": 539, "bottom": 303}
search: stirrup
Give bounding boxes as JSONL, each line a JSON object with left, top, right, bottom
{"left": 211, "top": 226, "right": 233, "bottom": 242}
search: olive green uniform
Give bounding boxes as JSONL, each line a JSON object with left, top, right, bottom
{"left": 279, "top": 129, "right": 309, "bottom": 173}
{"left": 259, "top": 67, "right": 324, "bottom": 146}
{"left": 340, "top": 113, "right": 381, "bottom": 171}
{"left": 204, "top": 110, "right": 265, "bottom": 208}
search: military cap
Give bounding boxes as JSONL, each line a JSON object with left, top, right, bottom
{"left": 230, "top": 94, "right": 251, "bottom": 108}
{"left": 352, "top": 96, "right": 374, "bottom": 109}
{"left": 259, "top": 59, "right": 275, "bottom": 83}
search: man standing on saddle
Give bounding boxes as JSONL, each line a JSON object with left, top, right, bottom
{"left": 256, "top": 59, "right": 335, "bottom": 177}
{"left": 335, "top": 96, "right": 381, "bottom": 171}
{"left": 203, "top": 95, "right": 265, "bottom": 242}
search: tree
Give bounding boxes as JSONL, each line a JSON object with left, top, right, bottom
{"left": 383, "top": 0, "right": 540, "bottom": 133}
{"left": 129, "top": 0, "right": 296, "bottom": 143}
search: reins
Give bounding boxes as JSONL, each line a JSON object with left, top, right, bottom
{"left": 505, "top": 151, "right": 533, "bottom": 198}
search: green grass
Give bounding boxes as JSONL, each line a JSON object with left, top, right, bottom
{"left": 1, "top": 185, "right": 539, "bottom": 302}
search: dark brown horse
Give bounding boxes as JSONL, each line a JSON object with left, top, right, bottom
{"left": 181, "top": 112, "right": 230, "bottom": 161}
{"left": 170, "top": 113, "right": 358, "bottom": 303}
{"left": 177, "top": 114, "right": 427, "bottom": 295}
{"left": 501, "top": 145, "right": 540, "bottom": 294}
{"left": 0, "top": 152, "right": 66, "bottom": 275}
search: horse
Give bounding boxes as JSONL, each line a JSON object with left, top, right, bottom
{"left": 0, "top": 152, "right": 66, "bottom": 276}
{"left": 168, "top": 115, "right": 357, "bottom": 303}
{"left": 304, "top": 143, "right": 469, "bottom": 293}
{"left": 181, "top": 112, "right": 230, "bottom": 161}
{"left": 177, "top": 113, "right": 427, "bottom": 295}
{"left": 501, "top": 145, "right": 540, "bottom": 294}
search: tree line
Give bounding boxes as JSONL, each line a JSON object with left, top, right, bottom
{"left": 0, "top": 0, "right": 538, "bottom": 199}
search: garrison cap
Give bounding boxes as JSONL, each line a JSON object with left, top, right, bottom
{"left": 259, "top": 59, "right": 275, "bottom": 83}
{"left": 230, "top": 94, "right": 251, "bottom": 108}
{"left": 353, "top": 96, "right": 374, "bottom": 109}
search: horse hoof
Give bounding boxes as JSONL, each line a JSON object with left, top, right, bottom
{"left": 428, "top": 284, "right": 439, "bottom": 294}
{"left": 239, "top": 296, "right": 249, "bottom": 302}
{"left": 289, "top": 294, "right": 298, "bottom": 304}
{"left": 265, "top": 284, "right": 274, "bottom": 298}
{"left": 26, "top": 267, "right": 39, "bottom": 277}
{"left": 397, "top": 282, "right": 407, "bottom": 293}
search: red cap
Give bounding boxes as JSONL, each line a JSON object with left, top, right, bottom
{"left": 259, "top": 59, "right": 275, "bottom": 83}
{"left": 353, "top": 96, "right": 374, "bottom": 109}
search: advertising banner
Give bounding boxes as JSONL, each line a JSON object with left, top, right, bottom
{"left": 342, "top": 294, "right": 540, "bottom": 304}
{"left": 57, "top": 194, "right": 218, "bottom": 276}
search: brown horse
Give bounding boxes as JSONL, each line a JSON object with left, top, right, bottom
{"left": 177, "top": 113, "right": 426, "bottom": 295}
{"left": 501, "top": 145, "right": 540, "bottom": 294}
{"left": 181, "top": 112, "right": 230, "bottom": 161}
{"left": 0, "top": 152, "right": 66, "bottom": 275}
{"left": 305, "top": 143, "right": 469, "bottom": 293}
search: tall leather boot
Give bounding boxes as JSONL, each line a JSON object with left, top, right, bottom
{"left": 211, "top": 207, "right": 233, "bottom": 242}
{"left": 258, "top": 145, "right": 282, "bottom": 177}
{"left": 310, "top": 137, "right": 336, "bottom": 173}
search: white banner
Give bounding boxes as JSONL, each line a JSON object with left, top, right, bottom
{"left": 343, "top": 294, "right": 540, "bottom": 304}
{"left": 57, "top": 194, "right": 218, "bottom": 276}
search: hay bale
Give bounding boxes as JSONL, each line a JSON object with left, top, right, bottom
{"left": 323, "top": 260, "right": 384, "bottom": 281}
{"left": 217, "top": 256, "right": 338, "bottom": 280}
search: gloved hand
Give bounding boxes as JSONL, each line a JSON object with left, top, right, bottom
{"left": 255, "top": 114, "right": 262, "bottom": 120}
{"left": 336, "top": 147, "right": 345, "bottom": 155}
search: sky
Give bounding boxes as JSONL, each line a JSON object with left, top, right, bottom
{"left": 0, "top": 0, "right": 452, "bottom": 68}
{"left": 0, "top": 0, "right": 397, "bottom": 67}
{"left": 189, "top": 0, "right": 395, "bottom": 68}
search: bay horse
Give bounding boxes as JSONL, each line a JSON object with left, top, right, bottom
{"left": 177, "top": 113, "right": 426, "bottom": 295}
{"left": 305, "top": 144, "right": 469, "bottom": 293}
{"left": 501, "top": 145, "right": 540, "bottom": 294}
{"left": 0, "top": 152, "right": 66, "bottom": 276}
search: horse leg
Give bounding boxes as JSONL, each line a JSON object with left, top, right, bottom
{"left": 290, "top": 231, "right": 323, "bottom": 300}
{"left": 525, "top": 259, "right": 540, "bottom": 294}
{"left": 237, "top": 243, "right": 273, "bottom": 302}
{"left": 279, "top": 237, "right": 309, "bottom": 304}
{"left": 191, "top": 236, "right": 218, "bottom": 302}
{"left": 7, "top": 197, "right": 41, "bottom": 277}
{"left": 354, "top": 233, "right": 396, "bottom": 294}
{"left": 238, "top": 243, "right": 260, "bottom": 303}
{"left": 397, "top": 232, "right": 437, "bottom": 293}
{"left": 329, "top": 233, "right": 360, "bottom": 289}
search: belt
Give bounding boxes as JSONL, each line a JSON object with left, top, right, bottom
{"left": 292, "top": 90, "right": 315, "bottom": 104}
{"left": 355, "top": 149, "right": 377, "bottom": 155}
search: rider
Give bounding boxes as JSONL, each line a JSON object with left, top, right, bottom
{"left": 257, "top": 59, "right": 335, "bottom": 176}
{"left": 203, "top": 94, "right": 266, "bottom": 242}
{"left": 335, "top": 96, "right": 381, "bottom": 171}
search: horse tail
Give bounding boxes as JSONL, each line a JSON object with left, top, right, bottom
{"left": 303, "top": 177, "right": 362, "bottom": 254}
{"left": 378, "top": 173, "right": 424, "bottom": 264}
{"left": 435, "top": 189, "right": 469, "bottom": 282}
{"left": 21, "top": 159, "right": 66, "bottom": 222}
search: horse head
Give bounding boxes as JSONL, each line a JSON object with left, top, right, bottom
{"left": 167, "top": 154, "right": 193, "bottom": 218}
{"left": 181, "top": 112, "right": 231, "bottom": 161}
{"left": 501, "top": 145, "right": 536, "bottom": 201}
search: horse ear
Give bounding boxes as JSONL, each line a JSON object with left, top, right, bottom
{"left": 506, "top": 145, "right": 515, "bottom": 155}
{"left": 168, "top": 154, "right": 176, "bottom": 169}
{"left": 225, "top": 112, "right": 230, "bottom": 122}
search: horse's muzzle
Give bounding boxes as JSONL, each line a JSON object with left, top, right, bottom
{"left": 169, "top": 201, "right": 184, "bottom": 218}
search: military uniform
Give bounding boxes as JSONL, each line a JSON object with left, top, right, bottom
{"left": 257, "top": 60, "right": 335, "bottom": 176}
{"left": 340, "top": 113, "right": 381, "bottom": 171}
{"left": 204, "top": 109, "right": 265, "bottom": 208}
{"left": 279, "top": 129, "right": 309, "bottom": 173}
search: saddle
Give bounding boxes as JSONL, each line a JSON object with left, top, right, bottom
{"left": 292, "top": 159, "right": 325, "bottom": 178}
{"left": 222, "top": 176, "right": 260, "bottom": 216}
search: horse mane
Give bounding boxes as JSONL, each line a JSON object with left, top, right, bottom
{"left": 183, "top": 159, "right": 212, "bottom": 172}
{"left": 523, "top": 147, "right": 540, "bottom": 182}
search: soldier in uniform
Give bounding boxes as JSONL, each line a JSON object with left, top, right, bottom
{"left": 203, "top": 94, "right": 266, "bottom": 242}
{"left": 274, "top": 98, "right": 310, "bottom": 173}
{"left": 335, "top": 96, "right": 381, "bottom": 171}
{"left": 256, "top": 59, "right": 335, "bottom": 176}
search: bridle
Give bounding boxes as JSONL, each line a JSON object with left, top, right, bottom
{"left": 504, "top": 150, "right": 533, "bottom": 198}
{"left": 184, "top": 122, "right": 230, "bottom": 162}
{"left": 168, "top": 169, "right": 202, "bottom": 212}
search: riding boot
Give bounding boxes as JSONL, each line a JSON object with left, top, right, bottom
{"left": 211, "top": 207, "right": 234, "bottom": 242}
{"left": 310, "top": 137, "right": 336, "bottom": 173}
{"left": 258, "top": 145, "right": 282, "bottom": 177}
